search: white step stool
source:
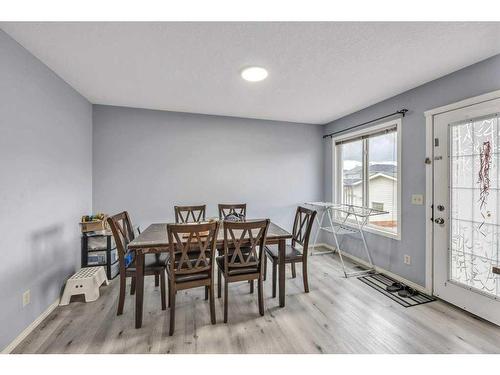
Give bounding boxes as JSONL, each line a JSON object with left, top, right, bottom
{"left": 60, "top": 266, "right": 109, "bottom": 306}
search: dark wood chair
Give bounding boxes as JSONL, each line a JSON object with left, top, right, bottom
{"left": 174, "top": 204, "right": 209, "bottom": 299}
{"left": 107, "top": 211, "right": 167, "bottom": 316}
{"left": 167, "top": 221, "right": 220, "bottom": 335}
{"left": 216, "top": 203, "right": 250, "bottom": 297}
{"left": 264, "top": 207, "right": 317, "bottom": 297}
{"left": 174, "top": 205, "right": 206, "bottom": 223}
{"left": 217, "top": 219, "right": 270, "bottom": 323}
{"left": 218, "top": 203, "right": 246, "bottom": 220}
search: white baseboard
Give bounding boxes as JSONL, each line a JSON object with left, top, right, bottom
{"left": 314, "top": 243, "right": 431, "bottom": 295}
{"left": 1, "top": 298, "right": 60, "bottom": 354}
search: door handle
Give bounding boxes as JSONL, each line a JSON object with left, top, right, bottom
{"left": 434, "top": 218, "right": 445, "bottom": 225}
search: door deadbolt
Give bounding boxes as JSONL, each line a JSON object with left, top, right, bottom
{"left": 437, "top": 205, "right": 445, "bottom": 211}
{"left": 434, "top": 218, "right": 445, "bottom": 224}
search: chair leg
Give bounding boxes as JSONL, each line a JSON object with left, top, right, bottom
{"left": 263, "top": 254, "right": 267, "bottom": 281}
{"left": 209, "top": 283, "right": 216, "bottom": 325}
{"left": 258, "top": 277, "right": 264, "bottom": 316}
{"left": 205, "top": 285, "right": 209, "bottom": 300}
{"left": 167, "top": 277, "right": 171, "bottom": 308}
{"left": 272, "top": 260, "right": 277, "bottom": 298}
{"left": 302, "top": 260, "right": 309, "bottom": 293}
{"left": 223, "top": 279, "right": 229, "bottom": 323}
{"left": 130, "top": 276, "right": 136, "bottom": 295}
{"left": 249, "top": 280, "right": 254, "bottom": 294}
{"left": 160, "top": 270, "right": 166, "bottom": 310}
{"left": 117, "top": 273, "right": 126, "bottom": 315}
{"left": 155, "top": 273, "right": 159, "bottom": 287}
{"left": 169, "top": 281, "right": 176, "bottom": 336}
{"left": 291, "top": 262, "right": 296, "bottom": 278}
{"left": 217, "top": 268, "right": 222, "bottom": 298}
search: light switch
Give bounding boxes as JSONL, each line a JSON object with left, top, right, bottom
{"left": 411, "top": 194, "right": 424, "bottom": 205}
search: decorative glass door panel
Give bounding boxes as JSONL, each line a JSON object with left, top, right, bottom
{"left": 449, "top": 114, "right": 499, "bottom": 298}
{"left": 434, "top": 97, "right": 500, "bottom": 325}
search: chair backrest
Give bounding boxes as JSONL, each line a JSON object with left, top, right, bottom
{"left": 174, "top": 205, "right": 206, "bottom": 223}
{"left": 107, "top": 211, "right": 136, "bottom": 267}
{"left": 218, "top": 203, "right": 247, "bottom": 220}
{"left": 167, "top": 221, "right": 219, "bottom": 276}
{"left": 222, "top": 219, "right": 270, "bottom": 273}
{"left": 291, "top": 206, "right": 317, "bottom": 256}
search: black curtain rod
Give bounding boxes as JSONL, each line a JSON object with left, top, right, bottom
{"left": 322, "top": 109, "right": 408, "bottom": 139}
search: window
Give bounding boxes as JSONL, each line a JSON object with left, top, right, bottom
{"left": 340, "top": 139, "right": 363, "bottom": 206}
{"left": 334, "top": 119, "right": 401, "bottom": 239}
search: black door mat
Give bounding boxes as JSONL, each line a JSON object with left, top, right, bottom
{"left": 358, "top": 273, "right": 436, "bottom": 308}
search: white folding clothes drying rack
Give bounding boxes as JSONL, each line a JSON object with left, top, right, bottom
{"left": 305, "top": 202, "right": 388, "bottom": 278}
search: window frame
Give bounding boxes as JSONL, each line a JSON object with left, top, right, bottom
{"left": 332, "top": 118, "right": 402, "bottom": 240}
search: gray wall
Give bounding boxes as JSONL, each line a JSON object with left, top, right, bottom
{"left": 0, "top": 30, "right": 92, "bottom": 350}
{"left": 323, "top": 54, "right": 500, "bottom": 287}
{"left": 93, "top": 105, "right": 324, "bottom": 231}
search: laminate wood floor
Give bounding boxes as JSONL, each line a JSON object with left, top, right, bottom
{"left": 12, "top": 253, "right": 500, "bottom": 354}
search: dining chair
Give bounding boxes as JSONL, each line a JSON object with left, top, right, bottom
{"left": 107, "top": 211, "right": 167, "bottom": 316}
{"left": 174, "top": 204, "right": 209, "bottom": 299}
{"left": 216, "top": 203, "right": 251, "bottom": 297}
{"left": 217, "top": 219, "right": 270, "bottom": 323}
{"left": 174, "top": 205, "right": 206, "bottom": 223}
{"left": 218, "top": 203, "right": 246, "bottom": 220}
{"left": 264, "top": 207, "right": 317, "bottom": 297}
{"left": 166, "top": 221, "right": 220, "bottom": 335}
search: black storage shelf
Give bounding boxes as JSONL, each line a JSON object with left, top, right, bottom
{"left": 87, "top": 246, "right": 117, "bottom": 253}
{"left": 81, "top": 233, "right": 119, "bottom": 280}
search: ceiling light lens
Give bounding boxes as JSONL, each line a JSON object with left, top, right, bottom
{"left": 241, "top": 66, "right": 268, "bottom": 82}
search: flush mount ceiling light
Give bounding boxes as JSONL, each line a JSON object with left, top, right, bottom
{"left": 240, "top": 66, "right": 268, "bottom": 82}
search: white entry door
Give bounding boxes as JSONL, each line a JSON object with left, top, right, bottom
{"left": 433, "top": 97, "right": 500, "bottom": 325}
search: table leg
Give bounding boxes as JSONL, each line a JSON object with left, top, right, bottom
{"left": 278, "top": 239, "right": 286, "bottom": 307}
{"left": 135, "top": 251, "right": 144, "bottom": 328}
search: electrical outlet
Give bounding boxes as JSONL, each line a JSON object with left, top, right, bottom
{"left": 22, "top": 290, "right": 30, "bottom": 307}
{"left": 404, "top": 255, "right": 411, "bottom": 265}
{"left": 411, "top": 194, "right": 424, "bottom": 205}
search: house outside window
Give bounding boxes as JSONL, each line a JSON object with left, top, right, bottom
{"left": 333, "top": 118, "right": 401, "bottom": 239}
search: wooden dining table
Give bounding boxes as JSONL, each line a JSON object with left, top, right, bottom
{"left": 128, "top": 221, "right": 292, "bottom": 328}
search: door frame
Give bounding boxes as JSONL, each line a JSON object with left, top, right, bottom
{"left": 424, "top": 89, "right": 500, "bottom": 293}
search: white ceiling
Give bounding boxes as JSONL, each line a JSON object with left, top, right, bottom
{"left": 2, "top": 22, "right": 500, "bottom": 124}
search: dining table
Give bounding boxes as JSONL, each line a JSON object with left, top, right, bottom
{"left": 127, "top": 221, "right": 293, "bottom": 328}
